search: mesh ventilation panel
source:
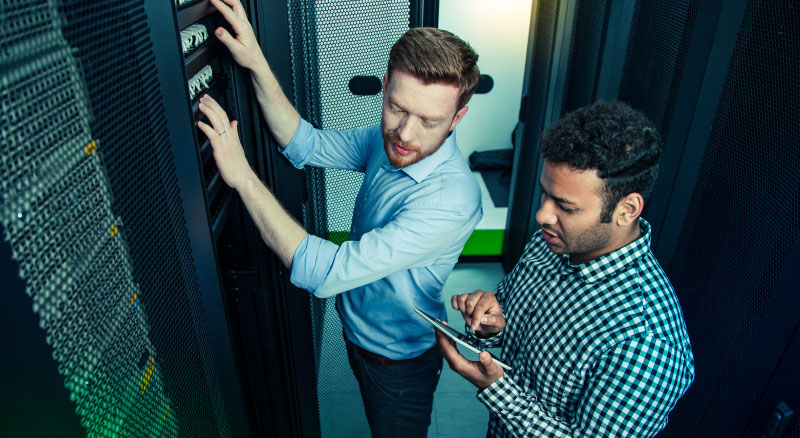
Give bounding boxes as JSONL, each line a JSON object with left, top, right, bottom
{"left": 287, "top": 1, "right": 409, "bottom": 437}
{"left": 563, "top": 0, "right": 612, "bottom": 112}
{"left": 0, "top": 1, "right": 176, "bottom": 436}
{"left": 533, "top": 0, "right": 561, "bottom": 112}
{"left": 1, "top": 0, "right": 232, "bottom": 436}
{"left": 664, "top": 1, "right": 799, "bottom": 436}
{"left": 618, "top": 0, "right": 699, "bottom": 138}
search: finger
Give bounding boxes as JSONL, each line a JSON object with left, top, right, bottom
{"left": 451, "top": 295, "right": 470, "bottom": 326}
{"left": 215, "top": 0, "right": 246, "bottom": 17}
{"left": 452, "top": 293, "right": 468, "bottom": 311}
{"left": 196, "top": 120, "right": 220, "bottom": 140}
{"left": 471, "top": 295, "right": 497, "bottom": 331}
{"left": 453, "top": 294, "right": 473, "bottom": 324}
{"left": 467, "top": 289, "right": 490, "bottom": 314}
{"left": 230, "top": 120, "right": 239, "bottom": 139}
{"left": 467, "top": 291, "right": 489, "bottom": 331}
{"left": 226, "top": 0, "right": 248, "bottom": 20}
{"left": 480, "top": 313, "right": 505, "bottom": 329}
{"left": 200, "top": 95, "right": 231, "bottom": 127}
{"left": 198, "top": 101, "right": 225, "bottom": 133}
{"left": 478, "top": 351, "right": 500, "bottom": 376}
{"left": 209, "top": 0, "right": 243, "bottom": 33}
{"left": 213, "top": 26, "right": 241, "bottom": 53}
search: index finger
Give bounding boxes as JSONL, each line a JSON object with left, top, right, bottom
{"left": 469, "top": 294, "right": 499, "bottom": 330}
{"left": 215, "top": 0, "right": 247, "bottom": 20}
{"left": 209, "top": 0, "right": 244, "bottom": 33}
{"left": 199, "top": 95, "right": 231, "bottom": 124}
{"left": 451, "top": 294, "right": 474, "bottom": 327}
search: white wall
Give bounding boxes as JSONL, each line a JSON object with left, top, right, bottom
{"left": 438, "top": 0, "right": 532, "bottom": 159}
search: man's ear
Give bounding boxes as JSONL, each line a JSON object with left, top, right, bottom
{"left": 615, "top": 192, "right": 644, "bottom": 226}
{"left": 449, "top": 106, "right": 469, "bottom": 131}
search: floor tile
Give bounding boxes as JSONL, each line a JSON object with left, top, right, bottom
{"left": 431, "top": 392, "right": 490, "bottom": 438}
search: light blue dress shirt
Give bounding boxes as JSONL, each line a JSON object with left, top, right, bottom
{"left": 281, "top": 118, "right": 482, "bottom": 359}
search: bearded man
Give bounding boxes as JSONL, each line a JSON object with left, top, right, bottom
{"left": 197, "top": 1, "right": 483, "bottom": 436}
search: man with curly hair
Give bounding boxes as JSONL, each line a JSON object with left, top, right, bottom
{"left": 438, "top": 101, "right": 695, "bottom": 437}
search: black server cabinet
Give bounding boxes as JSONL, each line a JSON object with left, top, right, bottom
{"left": 1, "top": 0, "right": 319, "bottom": 436}
{"left": 506, "top": 0, "right": 800, "bottom": 436}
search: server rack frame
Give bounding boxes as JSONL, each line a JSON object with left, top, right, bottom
{"left": 145, "top": 0, "right": 251, "bottom": 435}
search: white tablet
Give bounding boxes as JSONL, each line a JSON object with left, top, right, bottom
{"left": 414, "top": 307, "right": 511, "bottom": 371}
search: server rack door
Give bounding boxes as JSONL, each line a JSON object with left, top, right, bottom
{"left": 502, "top": 0, "right": 800, "bottom": 437}
{"left": 166, "top": 0, "right": 322, "bottom": 436}
{"left": 655, "top": 0, "right": 800, "bottom": 435}
{"left": 0, "top": 0, "right": 275, "bottom": 435}
{"left": 503, "top": 0, "right": 572, "bottom": 271}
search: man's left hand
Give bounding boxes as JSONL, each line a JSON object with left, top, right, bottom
{"left": 196, "top": 94, "right": 255, "bottom": 191}
{"left": 435, "top": 329, "right": 504, "bottom": 390}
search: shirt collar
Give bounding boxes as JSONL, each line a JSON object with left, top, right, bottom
{"left": 573, "top": 218, "right": 653, "bottom": 283}
{"left": 383, "top": 130, "right": 458, "bottom": 183}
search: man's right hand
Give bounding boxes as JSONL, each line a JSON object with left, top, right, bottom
{"left": 451, "top": 289, "right": 505, "bottom": 338}
{"left": 209, "top": 0, "right": 266, "bottom": 71}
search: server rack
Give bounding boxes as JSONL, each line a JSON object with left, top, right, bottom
{"left": 163, "top": 1, "right": 321, "bottom": 435}
{"left": 1, "top": 0, "right": 319, "bottom": 436}
{"left": 505, "top": 0, "right": 800, "bottom": 436}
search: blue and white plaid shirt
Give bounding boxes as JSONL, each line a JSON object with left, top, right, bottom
{"left": 473, "top": 218, "right": 694, "bottom": 437}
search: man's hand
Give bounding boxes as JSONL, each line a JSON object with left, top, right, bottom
{"left": 436, "top": 330, "right": 504, "bottom": 390}
{"left": 209, "top": 0, "right": 266, "bottom": 71}
{"left": 196, "top": 94, "right": 255, "bottom": 190}
{"left": 452, "top": 289, "right": 505, "bottom": 338}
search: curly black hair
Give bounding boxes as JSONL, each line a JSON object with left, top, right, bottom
{"left": 539, "top": 101, "right": 662, "bottom": 223}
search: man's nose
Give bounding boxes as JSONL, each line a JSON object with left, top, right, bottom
{"left": 535, "top": 200, "right": 557, "bottom": 226}
{"left": 396, "top": 116, "right": 416, "bottom": 143}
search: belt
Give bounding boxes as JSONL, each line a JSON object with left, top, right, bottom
{"left": 345, "top": 335, "right": 429, "bottom": 367}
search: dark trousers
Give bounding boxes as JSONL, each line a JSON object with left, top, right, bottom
{"left": 346, "top": 340, "right": 443, "bottom": 438}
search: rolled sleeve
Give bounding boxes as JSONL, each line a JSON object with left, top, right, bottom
{"left": 295, "top": 200, "right": 475, "bottom": 299}
{"left": 280, "top": 118, "right": 317, "bottom": 168}
{"left": 289, "top": 234, "right": 340, "bottom": 293}
{"left": 280, "top": 118, "right": 375, "bottom": 171}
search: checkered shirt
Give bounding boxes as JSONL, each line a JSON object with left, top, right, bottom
{"left": 472, "top": 218, "right": 695, "bottom": 437}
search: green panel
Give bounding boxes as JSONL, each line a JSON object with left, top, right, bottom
{"left": 328, "top": 231, "right": 350, "bottom": 246}
{"left": 328, "top": 229, "right": 505, "bottom": 255}
{"left": 461, "top": 229, "right": 505, "bottom": 256}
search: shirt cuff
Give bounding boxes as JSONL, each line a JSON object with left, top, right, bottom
{"left": 279, "top": 118, "right": 314, "bottom": 168}
{"left": 466, "top": 325, "right": 504, "bottom": 349}
{"left": 477, "top": 374, "right": 536, "bottom": 415}
{"left": 289, "top": 234, "right": 340, "bottom": 294}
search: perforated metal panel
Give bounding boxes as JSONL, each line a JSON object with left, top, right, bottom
{"left": 286, "top": 1, "right": 410, "bottom": 436}
{"left": 664, "top": 0, "right": 800, "bottom": 435}
{"left": 618, "top": 0, "right": 699, "bottom": 137}
{"left": 563, "top": 0, "right": 612, "bottom": 112}
{"left": 290, "top": 0, "right": 409, "bottom": 239}
{"left": 1, "top": 0, "right": 232, "bottom": 436}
